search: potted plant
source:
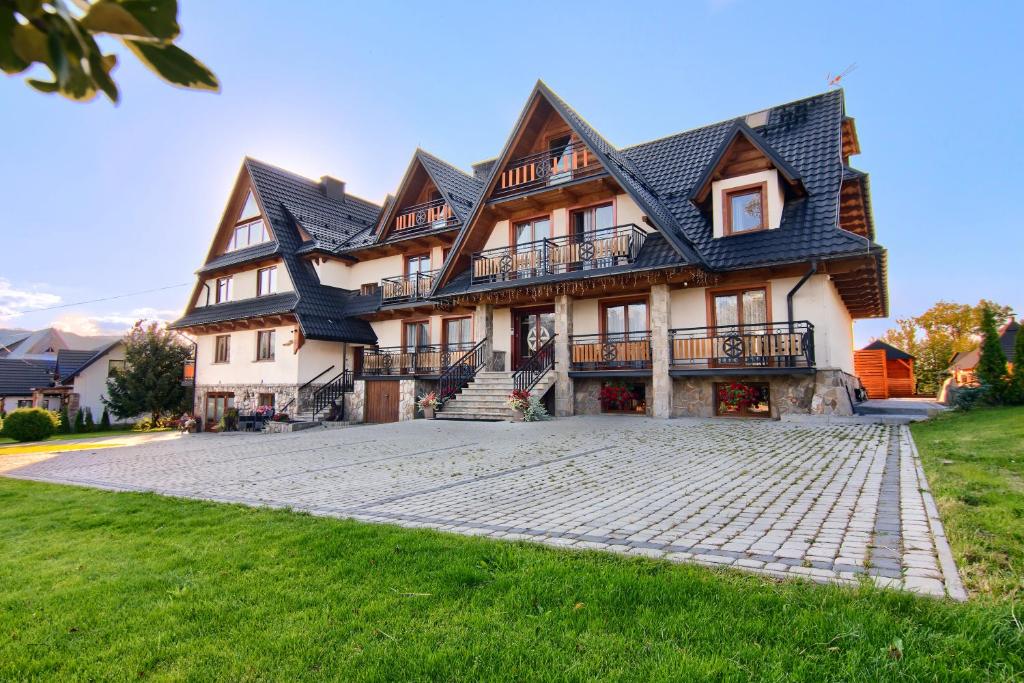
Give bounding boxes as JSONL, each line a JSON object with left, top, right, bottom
{"left": 417, "top": 391, "right": 440, "bottom": 419}
{"left": 717, "top": 382, "right": 760, "bottom": 414}
{"left": 505, "top": 389, "right": 530, "bottom": 422}
{"left": 272, "top": 412, "right": 290, "bottom": 423}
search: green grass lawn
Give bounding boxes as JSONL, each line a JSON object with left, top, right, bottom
{"left": 0, "top": 480, "right": 1020, "bottom": 680}
{"left": 912, "top": 406, "right": 1024, "bottom": 600}
{"left": 0, "top": 427, "right": 170, "bottom": 446}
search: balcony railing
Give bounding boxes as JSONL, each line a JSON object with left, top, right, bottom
{"left": 362, "top": 344, "right": 467, "bottom": 376}
{"left": 492, "top": 142, "right": 603, "bottom": 199}
{"left": 380, "top": 270, "right": 436, "bottom": 304}
{"left": 669, "top": 322, "right": 815, "bottom": 371}
{"left": 570, "top": 331, "right": 652, "bottom": 371}
{"left": 471, "top": 223, "right": 646, "bottom": 285}
{"left": 394, "top": 198, "right": 458, "bottom": 234}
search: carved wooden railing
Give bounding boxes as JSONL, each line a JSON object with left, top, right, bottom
{"left": 669, "top": 321, "right": 815, "bottom": 370}
{"left": 570, "top": 332, "right": 652, "bottom": 371}
{"left": 380, "top": 270, "right": 436, "bottom": 304}
{"left": 394, "top": 198, "right": 457, "bottom": 232}
{"left": 493, "top": 142, "right": 603, "bottom": 199}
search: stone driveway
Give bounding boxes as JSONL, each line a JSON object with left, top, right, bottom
{"left": 2, "top": 417, "right": 965, "bottom": 599}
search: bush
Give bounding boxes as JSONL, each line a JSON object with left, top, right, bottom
{"left": 132, "top": 417, "right": 154, "bottom": 431}
{"left": 58, "top": 405, "right": 72, "bottom": 434}
{"left": 2, "top": 408, "right": 59, "bottom": 442}
{"left": 100, "top": 407, "right": 111, "bottom": 430}
{"left": 84, "top": 408, "right": 95, "bottom": 432}
{"left": 74, "top": 409, "right": 85, "bottom": 433}
{"left": 953, "top": 384, "right": 990, "bottom": 411}
{"left": 524, "top": 395, "right": 549, "bottom": 422}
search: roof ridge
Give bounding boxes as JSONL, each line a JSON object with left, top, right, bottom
{"left": 416, "top": 148, "right": 478, "bottom": 183}
{"left": 245, "top": 156, "right": 382, "bottom": 211}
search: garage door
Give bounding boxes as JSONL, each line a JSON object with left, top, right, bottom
{"left": 365, "top": 380, "right": 399, "bottom": 423}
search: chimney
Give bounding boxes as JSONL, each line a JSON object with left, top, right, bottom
{"left": 471, "top": 158, "right": 497, "bottom": 181}
{"left": 320, "top": 175, "right": 346, "bottom": 201}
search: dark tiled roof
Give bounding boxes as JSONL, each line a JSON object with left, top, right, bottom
{"left": 863, "top": 340, "right": 914, "bottom": 361}
{"left": 621, "top": 89, "right": 883, "bottom": 271}
{"left": 0, "top": 358, "right": 54, "bottom": 395}
{"left": 197, "top": 241, "right": 281, "bottom": 274}
{"left": 55, "top": 349, "right": 98, "bottom": 380}
{"left": 171, "top": 292, "right": 298, "bottom": 328}
{"left": 417, "top": 149, "right": 484, "bottom": 223}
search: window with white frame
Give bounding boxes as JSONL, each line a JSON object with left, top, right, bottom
{"left": 257, "top": 266, "right": 277, "bottom": 296}
{"left": 256, "top": 330, "right": 275, "bottom": 361}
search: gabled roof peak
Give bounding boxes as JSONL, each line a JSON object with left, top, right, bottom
{"left": 689, "top": 119, "right": 804, "bottom": 203}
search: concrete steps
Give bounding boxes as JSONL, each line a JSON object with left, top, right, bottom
{"left": 435, "top": 371, "right": 555, "bottom": 421}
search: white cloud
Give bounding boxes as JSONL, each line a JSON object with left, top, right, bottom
{"left": 0, "top": 278, "right": 62, "bottom": 321}
{"left": 52, "top": 307, "right": 179, "bottom": 336}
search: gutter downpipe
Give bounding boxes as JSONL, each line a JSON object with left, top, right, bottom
{"left": 787, "top": 259, "right": 818, "bottom": 334}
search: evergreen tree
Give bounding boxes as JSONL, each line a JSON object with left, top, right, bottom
{"left": 1008, "top": 322, "right": 1024, "bottom": 405}
{"left": 84, "top": 408, "right": 95, "bottom": 433}
{"left": 976, "top": 305, "right": 1008, "bottom": 402}
{"left": 74, "top": 409, "right": 85, "bottom": 433}
{"left": 104, "top": 322, "right": 192, "bottom": 423}
{"left": 58, "top": 405, "right": 72, "bottom": 434}
{"left": 100, "top": 407, "right": 111, "bottom": 430}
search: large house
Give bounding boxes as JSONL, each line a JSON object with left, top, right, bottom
{"left": 170, "top": 83, "right": 886, "bottom": 426}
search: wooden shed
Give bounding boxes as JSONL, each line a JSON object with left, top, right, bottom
{"left": 854, "top": 340, "right": 916, "bottom": 399}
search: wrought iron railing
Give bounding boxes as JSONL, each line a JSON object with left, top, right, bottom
{"left": 380, "top": 270, "right": 436, "bottom": 304}
{"left": 512, "top": 334, "right": 556, "bottom": 394}
{"left": 569, "top": 331, "right": 652, "bottom": 371}
{"left": 492, "top": 142, "right": 603, "bottom": 199}
{"left": 361, "top": 345, "right": 454, "bottom": 376}
{"left": 394, "top": 198, "right": 458, "bottom": 233}
{"left": 312, "top": 370, "right": 353, "bottom": 420}
{"left": 471, "top": 223, "right": 646, "bottom": 285}
{"left": 437, "top": 338, "right": 489, "bottom": 404}
{"left": 669, "top": 321, "right": 815, "bottom": 370}
{"left": 280, "top": 364, "right": 336, "bottom": 413}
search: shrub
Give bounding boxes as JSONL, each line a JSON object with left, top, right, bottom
{"left": 133, "top": 417, "right": 154, "bottom": 431}
{"left": 74, "top": 409, "right": 85, "bottom": 433}
{"left": 524, "top": 395, "right": 549, "bottom": 422}
{"left": 58, "top": 405, "right": 72, "bottom": 434}
{"left": 953, "top": 384, "right": 989, "bottom": 411}
{"left": 100, "top": 407, "right": 111, "bottom": 430}
{"left": 2, "top": 408, "right": 59, "bottom": 442}
{"left": 84, "top": 408, "right": 95, "bottom": 432}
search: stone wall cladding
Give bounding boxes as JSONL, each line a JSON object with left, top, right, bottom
{"left": 196, "top": 384, "right": 301, "bottom": 416}
{"left": 347, "top": 380, "right": 366, "bottom": 423}
{"left": 670, "top": 369, "right": 858, "bottom": 419}
{"left": 573, "top": 377, "right": 653, "bottom": 417}
{"left": 398, "top": 378, "right": 417, "bottom": 421}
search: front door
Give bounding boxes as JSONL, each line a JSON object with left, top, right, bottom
{"left": 364, "top": 380, "right": 399, "bottom": 423}
{"left": 205, "top": 393, "right": 234, "bottom": 431}
{"left": 513, "top": 307, "right": 555, "bottom": 369}
{"left": 711, "top": 287, "right": 768, "bottom": 367}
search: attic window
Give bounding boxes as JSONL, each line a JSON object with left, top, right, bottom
{"left": 227, "top": 191, "right": 270, "bottom": 252}
{"left": 723, "top": 184, "right": 766, "bottom": 235}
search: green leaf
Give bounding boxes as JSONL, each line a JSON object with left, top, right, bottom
{"left": 88, "top": 52, "right": 119, "bottom": 102}
{"left": 123, "top": 39, "right": 218, "bottom": 91}
{"left": 80, "top": 1, "right": 155, "bottom": 39}
{"left": 0, "top": 6, "right": 31, "bottom": 73}
{"left": 10, "top": 23, "right": 48, "bottom": 65}
{"left": 110, "top": 0, "right": 180, "bottom": 41}
{"left": 46, "top": 28, "right": 70, "bottom": 87}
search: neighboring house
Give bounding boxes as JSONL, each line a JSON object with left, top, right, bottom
{"left": 855, "top": 340, "right": 915, "bottom": 399}
{"left": 0, "top": 358, "right": 56, "bottom": 413}
{"left": 948, "top": 319, "right": 1019, "bottom": 385}
{"left": 170, "top": 83, "right": 887, "bottom": 426}
{"left": 0, "top": 327, "right": 120, "bottom": 361}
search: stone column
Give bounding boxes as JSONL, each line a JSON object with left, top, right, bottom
{"left": 398, "top": 378, "right": 417, "bottom": 421}
{"left": 554, "top": 294, "right": 574, "bottom": 416}
{"left": 473, "top": 302, "right": 494, "bottom": 363}
{"left": 650, "top": 283, "right": 672, "bottom": 418}
{"left": 347, "top": 379, "right": 366, "bottom": 423}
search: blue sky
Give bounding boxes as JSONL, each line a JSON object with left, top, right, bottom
{"left": 0, "top": 0, "right": 1020, "bottom": 345}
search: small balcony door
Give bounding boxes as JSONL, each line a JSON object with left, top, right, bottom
{"left": 513, "top": 307, "right": 555, "bottom": 370}
{"left": 711, "top": 287, "right": 768, "bottom": 367}
{"left": 443, "top": 316, "right": 473, "bottom": 353}
{"left": 513, "top": 217, "right": 551, "bottom": 278}
{"left": 571, "top": 203, "right": 614, "bottom": 270}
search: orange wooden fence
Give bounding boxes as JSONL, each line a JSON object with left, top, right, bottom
{"left": 854, "top": 349, "right": 888, "bottom": 399}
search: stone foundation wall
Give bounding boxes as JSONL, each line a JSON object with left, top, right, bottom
{"left": 196, "top": 384, "right": 303, "bottom": 416}
{"left": 572, "top": 377, "right": 654, "bottom": 416}
{"left": 670, "top": 369, "right": 858, "bottom": 419}
{"left": 346, "top": 380, "right": 366, "bottom": 423}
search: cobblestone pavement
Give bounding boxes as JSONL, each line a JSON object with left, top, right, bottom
{"left": 2, "top": 417, "right": 965, "bottom": 599}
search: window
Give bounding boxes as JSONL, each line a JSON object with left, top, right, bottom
{"left": 225, "top": 191, "right": 270, "bottom": 252}
{"left": 715, "top": 381, "right": 770, "bottom": 417}
{"left": 257, "top": 266, "right": 277, "bottom": 296}
{"left": 17, "top": 399, "right": 32, "bottom": 408}
{"left": 403, "top": 321, "right": 429, "bottom": 352}
{"left": 571, "top": 203, "right": 614, "bottom": 238}
{"left": 107, "top": 359, "right": 126, "bottom": 375}
{"left": 215, "top": 276, "right": 232, "bottom": 303}
{"left": 603, "top": 300, "right": 648, "bottom": 340}
{"left": 256, "top": 330, "right": 275, "bottom": 361}
{"left": 514, "top": 217, "right": 551, "bottom": 248}
{"left": 723, "top": 184, "right": 766, "bottom": 234}
{"left": 360, "top": 282, "right": 379, "bottom": 296}
{"left": 214, "top": 335, "right": 230, "bottom": 363}
{"left": 257, "top": 392, "right": 275, "bottom": 410}
{"left": 443, "top": 317, "right": 472, "bottom": 351}
{"left": 712, "top": 287, "right": 767, "bottom": 329}
{"left": 513, "top": 216, "right": 551, "bottom": 278}
{"left": 405, "top": 254, "right": 431, "bottom": 276}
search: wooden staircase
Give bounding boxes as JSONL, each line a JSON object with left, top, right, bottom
{"left": 435, "top": 371, "right": 555, "bottom": 421}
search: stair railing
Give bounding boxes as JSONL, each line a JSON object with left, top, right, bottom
{"left": 437, "top": 338, "right": 489, "bottom": 405}
{"left": 311, "top": 369, "right": 353, "bottom": 420}
{"left": 512, "top": 334, "right": 556, "bottom": 394}
{"left": 279, "top": 364, "right": 335, "bottom": 414}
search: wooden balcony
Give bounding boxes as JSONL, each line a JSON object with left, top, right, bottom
{"left": 669, "top": 322, "right": 815, "bottom": 374}
{"left": 361, "top": 344, "right": 472, "bottom": 376}
{"left": 492, "top": 142, "right": 604, "bottom": 200}
{"left": 570, "top": 332, "right": 652, "bottom": 372}
{"left": 380, "top": 270, "right": 436, "bottom": 304}
{"left": 393, "top": 198, "right": 458, "bottom": 235}
{"left": 471, "top": 224, "right": 645, "bottom": 285}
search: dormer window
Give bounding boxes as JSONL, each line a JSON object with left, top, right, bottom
{"left": 216, "top": 276, "right": 232, "bottom": 303}
{"left": 226, "top": 191, "right": 270, "bottom": 252}
{"left": 723, "top": 184, "right": 766, "bottom": 235}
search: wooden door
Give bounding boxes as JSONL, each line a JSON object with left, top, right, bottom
{"left": 364, "top": 380, "right": 399, "bottom": 423}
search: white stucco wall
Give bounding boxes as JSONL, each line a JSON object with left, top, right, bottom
{"left": 711, "top": 170, "right": 785, "bottom": 238}
{"left": 69, "top": 342, "right": 127, "bottom": 420}
{"left": 669, "top": 286, "right": 707, "bottom": 329}
{"left": 313, "top": 254, "right": 405, "bottom": 291}
{"left": 572, "top": 298, "right": 600, "bottom": 336}
{"left": 196, "top": 326, "right": 299, "bottom": 386}
{"left": 194, "top": 260, "right": 293, "bottom": 308}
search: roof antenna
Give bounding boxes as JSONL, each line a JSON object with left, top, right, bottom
{"left": 827, "top": 63, "right": 857, "bottom": 88}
